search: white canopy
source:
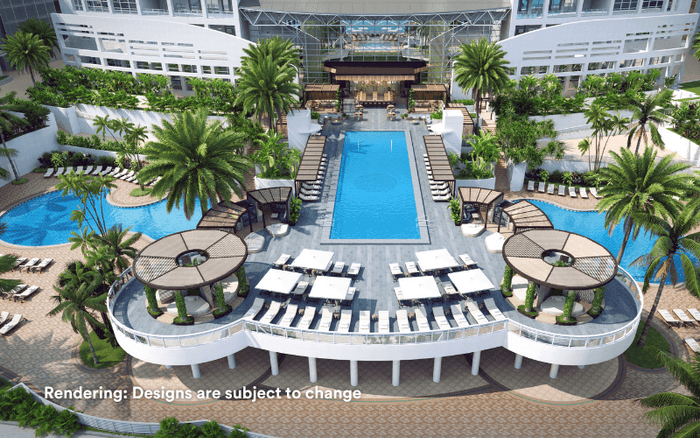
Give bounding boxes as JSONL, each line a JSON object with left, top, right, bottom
{"left": 448, "top": 269, "right": 495, "bottom": 295}
{"left": 398, "top": 276, "right": 441, "bottom": 300}
{"left": 255, "top": 269, "right": 302, "bottom": 295}
{"left": 415, "top": 249, "right": 460, "bottom": 272}
{"left": 291, "top": 249, "right": 334, "bottom": 271}
{"left": 308, "top": 276, "right": 352, "bottom": 300}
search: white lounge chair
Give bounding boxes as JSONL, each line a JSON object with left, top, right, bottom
{"left": 64, "top": 166, "right": 74, "bottom": 175}
{"left": 0, "top": 311, "right": 9, "bottom": 326}
{"left": 301, "top": 188, "right": 321, "bottom": 196}
{"left": 484, "top": 298, "right": 507, "bottom": 321}
{"left": 278, "top": 303, "right": 298, "bottom": 327}
{"left": 20, "top": 258, "right": 40, "bottom": 272}
{"left": 378, "top": 310, "right": 390, "bottom": 333}
{"left": 259, "top": 301, "right": 282, "bottom": 324}
{"left": 337, "top": 309, "right": 352, "bottom": 332}
{"left": 659, "top": 309, "right": 680, "bottom": 328}
{"left": 31, "top": 258, "right": 53, "bottom": 273}
{"left": 14, "top": 285, "right": 39, "bottom": 301}
{"left": 443, "top": 283, "right": 459, "bottom": 297}
{"left": 430, "top": 182, "right": 448, "bottom": 190}
{"left": 688, "top": 308, "right": 700, "bottom": 322}
{"left": 405, "top": 262, "right": 419, "bottom": 276}
{"left": 291, "top": 281, "right": 308, "bottom": 300}
{"left": 451, "top": 304, "right": 469, "bottom": 327}
{"left": 558, "top": 185, "right": 565, "bottom": 196}
{"left": 674, "top": 309, "right": 695, "bottom": 327}
{"left": 433, "top": 194, "right": 450, "bottom": 202}
{"left": 100, "top": 166, "right": 113, "bottom": 175}
{"left": 396, "top": 309, "right": 411, "bottom": 333}
{"left": 433, "top": 307, "right": 451, "bottom": 330}
{"left": 347, "top": 263, "right": 361, "bottom": 278}
{"left": 414, "top": 307, "right": 431, "bottom": 331}
{"left": 125, "top": 173, "right": 138, "bottom": 183}
{"left": 243, "top": 298, "right": 265, "bottom": 319}
{"left": 466, "top": 302, "right": 489, "bottom": 325}
{"left": 294, "top": 306, "right": 314, "bottom": 330}
{"left": 54, "top": 167, "right": 64, "bottom": 176}
{"left": 527, "top": 180, "right": 535, "bottom": 191}
{"left": 302, "top": 183, "right": 322, "bottom": 191}
{"left": 538, "top": 182, "right": 546, "bottom": 193}
{"left": 273, "top": 254, "right": 291, "bottom": 269}
{"left": 459, "top": 254, "right": 476, "bottom": 269}
{"left": 91, "top": 166, "right": 103, "bottom": 175}
{"left": 318, "top": 307, "right": 333, "bottom": 331}
{"left": 389, "top": 263, "right": 403, "bottom": 280}
{"left": 686, "top": 338, "right": 700, "bottom": 353}
{"left": 83, "top": 166, "right": 93, "bottom": 175}
{"left": 110, "top": 168, "right": 125, "bottom": 177}
{"left": 359, "top": 311, "right": 370, "bottom": 333}
{"left": 12, "top": 258, "right": 27, "bottom": 270}
{"left": 43, "top": 168, "right": 54, "bottom": 178}
{"left": 120, "top": 170, "right": 136, "bottom": 180}
{"left": 8, "top": 284, "right": 26, "bottom": 295}
{"left": 0, "top": 314, "right": 23, "bottom": 335}
{"left": 431, "top": 188, "right": 450, "bottom": 196}
{"left": 331, "top": 261, "right": 345, "bottom": 276}
{"left": 569, "top": 186, "right": 577, "bottom": 198}
{"left": 547, "top": 183, "right": 555, "bottom": 195}
{"left": 590, "top": 187, "right": 601, "bottom": 199}
{"left": 580, "top": 187, "right": 588, "bottom": 199}
{"left": 76, "top": 166, "right": 84, "bottom": 174}
{"left": 299, "top": 194, "right": 319, "bottom": 202}
{"left": 343, "top": 287, "right": 356, "bottom": 304}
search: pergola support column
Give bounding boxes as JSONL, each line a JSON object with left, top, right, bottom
{"left": 550, "top": 363, "right": 560, "bottom": 379}
{"left": 309, "top": 357, "right": 317, "bottom": 383}
{"left": 270, "top": 351, "right": 279, "bottom": 376}
{"left": 350, "top": 360, "right": 358, "bottom": 386}
{"left": 433, "top": 357, "right": 442, "bottom": 383}
{"left": 514, "top": 354, "right": 523, "bottom": 369}
{"left": 227, "top": 354, "right": 236, "bottom": 369}
{"left": 191, "top": 364, "right": 201, "bottom": 379}
{"left": 471, "top": 351, "right": 481, "bottom": 376}
{"left": 392, "top": 360, "right": 400, "bottom": 386}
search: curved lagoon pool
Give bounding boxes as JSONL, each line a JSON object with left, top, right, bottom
{"left": 529, "top": 199, "right": 687, "bottom": 282}
{"left": 1, "top": 191, "right": 202, "bottom": 246}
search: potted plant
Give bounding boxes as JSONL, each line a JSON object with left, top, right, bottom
{"left": 144, "top": 286, "right": 163, "bottom": 318}
{"left": 212, "top": 283, "right": 232, "bottom": 319}
{"left": 588, "top": 286, "right": 605, "bottom": 318}
{"left": 517, "top": 282, "right": 538, "bottom": 318}
{"left": 501, "top": 265, "right": 514, "bottom": 297}
{"left": 289, "top": 195, "right": 302, "bottom": 225}
{"left": 556, "top": 291, "right": 578, "bottom": 325}
{"left": 448, "top": 197, "right": 461, "bottom": 226}
{"left": 172, "top": 291, "right": 194, "bottom": 326}
{"left": 236, "top": 267, "right": 249, "bottom": 297}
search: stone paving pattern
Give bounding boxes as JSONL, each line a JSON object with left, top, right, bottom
{"left": 3, "top": 66, "right": 700, "bottom": 437}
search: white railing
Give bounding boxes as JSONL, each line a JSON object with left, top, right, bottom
{"left": 108, "top": 267, "right": 642, "bottom": 355}
{"left": 581, "top": 9, "right": 609, "bottom": 16}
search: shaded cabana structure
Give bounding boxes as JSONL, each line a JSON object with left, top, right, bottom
{"left": 411, "top": 84, "right": 448, "bottom": 101}
{"left": 247, "top": 187, "right": 293, "bottom": 228}
{"left": 457, "top": 187, "right": 503, "bottom": 225}
{"left": 303, "top": 84, "right": 339, "bottom": 112}
{"left": 497, "top": 200, "right": 553, "bottom": 234}
{"left": 295, "top": 135, "right": 327, "bottom": 195}
{"left": 423, "top": 135, "right": 455, "bottom": 197}
{"left": 197, "top": 200, "right": 252, "bottom": 235}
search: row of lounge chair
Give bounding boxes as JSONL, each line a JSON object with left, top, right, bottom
{"left": 44, "top": 166, "right": 161, "bottom": 186}
{"left": 659, "top": 308, "right": 700, "bottom": 328}
{"left": 2, "top": 284, "right": 40, "bottom": 302}
{"left": 8, "top": 257, "right": 53, "bottom": 273}
{"left": 299, "top": 154, "right": 328, "bottom": 202}
{"left": 424, "top": 154, "right": 450, "bottom": 202}
{"left": 389, "top": 253, "right": 476, "bottom": 281}
{"left": 273, "top": 254, "right": 362, "bottom": 279}
{"left": 243, "top": 297, "right": 506, "bottom": 332}
{"left": 527, "top": 180, "right": 600, "bottom": 199}
{"left": 0, "top": 312, "right": 24, "bottom": 336}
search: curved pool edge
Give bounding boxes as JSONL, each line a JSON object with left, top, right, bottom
{"left": 509, "top": 196, "right": 597, "bottom": 213}
{"left": 105, "top": 186, "right": 164, "bottom": 209}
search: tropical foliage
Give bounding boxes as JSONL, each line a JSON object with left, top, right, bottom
{"left": 578, "top": 101, "right": 629, "bottom": 171}
{"left": 596, "top": 147, "right": 695, "bottom": 264}
{"left": 496, "top": 115, "right": 564, "bottom": 166}
{"left": 138, "top": 108, "right": 252, "bottom": 219}
{"left": 625, "top": 88, "right": 673, "bottom": 155}
{"left": 631, "top": 198, "right": 700, "bottom": 347}
{"left": 453, "top": 38, "right": 511, "bottom": 128}
{"left": 0, "top": 387, "right": 81, "bottom": 436}
{"left": 18, "top": 18, "right": 59, "bottom": 59}
{"left": 251, "top": 131, "right": 301, "bottom": 179}
{"left": 1, "top": 31, "right": 50, "bottom": 86}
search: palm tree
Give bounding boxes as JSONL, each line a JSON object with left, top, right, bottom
{"left": 0, "top": 91, "right": 29, "bottom": 181}
{"left": 1, "top": 31, "right": 50, "bottom": 86}
{"left": 92, "top": 115, "right": 114, "bottom": 141}
{"left": 639, "top": 348, "right": 700, "bottom": 436}
{"left": 241, "top": 36, "right": 300, "bottom": 69}
{"left": 235, "top": 54, "right": 301, "bottom": 132}
{"left": 48, "top": 283, "right": 107, "bottom": 365}
{"left": 18, "top": 18, "right": 59, "bottom": 59}
{"left": 453, "top": 38, "right": 511, "bottom": 130}
{"left": 583, "top": 101, "right": 610, "bottom": 172}
{"left": 138, "top": 108, "right": 252, "bottom": 219}
{"left": 631, "top": 198, "right": 700, "bottom": 347}
{"left": 625, "top": 88, "right": 672, "bottom": 155}
{"left": 693, "top": 32, "right": 700, "bottom": 61}
{"left": 99, "top": 225, "right": 142, "bottom": 274}
{"left": 596, "top": 147, "right": 695, "bottom": 264}
{"left": 0, "top": 223, "right": 20, "bottom": 296}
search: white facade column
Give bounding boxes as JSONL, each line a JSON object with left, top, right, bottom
{"left": 135, "top": 0, "right": 142, "bottom": 15}
{"left": 227, "top": 354, "right": 236, "bottom": 369}
{"left": 201, "top": 0, "right": 208, "bottom": 18}
{"left": 550, "top": 363, "right": 560, "bottom": 379}
{"left": 165, "top": 364, "right": 172, "bottom": 369}
{"left": 578, "top": 364, "right": 585, "bottom": 369}
{"left": 542, "top": 0, "right": 551, "bottom": 18}
{"left": 191, "top": 363, "right": 201, "bottom": 378}
{"left": 636, "top": 0, "right": 644, "bottom": 14}
{"left": 80, "top": 0, "right": 88, "bottom": 11}
{"left": 309, "top": 357, "right": 317, "bottom": 383}
{"left": 471, "top": 351, "right": 481, "bottom": 376}
{"left": 392, "top": 360, "right": 400, "bottom": 387}
{"left": 107, "top": 0, "right": 114, "bottom": 13}
{"left": 166, "top": 0, "right": 174, "bottom": 16}
{"left": 514, "top": 354, "right": 523, "bottom": 369}
{"left": 269, "top": 351, "right": 279, "bottom": 376}
{"left": 433, "top": 357, "right": 442, "bottom": 383}
{"left": 576, "top": 0, "right": 585, "bottom": 17}
{"left": 350, "top": 360, "right": 358, "bottom": 387}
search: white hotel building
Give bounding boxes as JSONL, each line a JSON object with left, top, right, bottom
{"left": 50, "top": 0, "right": 698, "bottom": 95}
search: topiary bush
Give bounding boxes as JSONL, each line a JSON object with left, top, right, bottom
{"left": 173, "top": 292, "right": 193, "bottom": 325}
{"left": 589, "top": 286, "right": 606, "bottom": 316}
{"left": 236, "top": 267, "right": 249, "bottom": 297}
{"left": 0, "top": 387, "right": 80, "bottom": 436}
{"left": 556, "top": 291, "right": 578, "bottom": 325}
{"left": 144, "top": 286, "right": 162, "bottom": 317}
{"left": 501, "top": 265, "right": 514, "bottom": 297}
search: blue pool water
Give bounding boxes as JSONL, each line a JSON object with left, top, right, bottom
{"left": 330, "top": 131, "right": 419, "bottom": 240}
{"left": 1, "top": 190, "right": 202, "bottom": 246}
{"left": 529, "top": 199, "right": 686, "bottom": 282}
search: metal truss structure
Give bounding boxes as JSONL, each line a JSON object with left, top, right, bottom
{"left": 239, "top": 8, "right": 510, "bottom": 84}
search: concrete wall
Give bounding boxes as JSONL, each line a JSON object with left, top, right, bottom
{"left": 0, "top": 115, "right": 59, "bottom": 188}
{"left": 455, "top": 177, "right": 496, "bottom": 190}
{"left": 659, "top": 125, "right": 700, "bottom": 165}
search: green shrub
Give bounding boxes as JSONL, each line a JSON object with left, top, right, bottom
{"left": 0, "top": 386, "right": 80, "bottom": 436}
{"left": 451, "top": 99, "right": 475, "bottom": 105}
{"left": 448, "top": 197, "right": 461, "bottom": 224}
{"left": 11, "top": 178, "right": 28, "bottom": 185}
{"left": 562, "top": 171, "right": 574, "bottom": 186}
{"left": 173, "top": 292, "right": 189, "bottom": 322}
{"left": 589, "top": 286, "right": 606, "bottom": 315}
{"left": 501, "top": 265, "right": 514, "bottom": 294}
{"left": 229, "top": 425, "right": 249, "bottom": 438}
{"left": 201, "top": 420, "right": 227, "bottom": 438}
{"left": 524, "top": 282, "right": 536, "bottom": 312}
{"left": 538, "top": 169, "right": 549, "bottom": 183}
{"left": 96, "top": 155, "right": 117, "bottom": 167}
{"left": 144, "top": 286, "right": 159, "bottom": 312}
{"left": 549, "top": 170, "right": 563, "bottom": 184}
{"left": 560, "top": 291, "right": 576, "bottom": 321}
{"left": 289, "top": 196, "right": 302, "bottom": 224}
{"left": 236, "top": 267, "right": 249, "bottom": 297}
{"left": 214, "top": 283, "right": 226, "bottom": 312}
{"left": 310, "top": 110, "right": 320, "bottom": 120}
{"left": 431, "top": 109, "right": 443, "bottom": 119}
{"left": 156, "top": 417, "right": 181, "bottom": 438}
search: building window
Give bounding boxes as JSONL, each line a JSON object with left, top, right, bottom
{"left": 86, "top": 0, "right": 109, "bottom": 12}
{"left": 210, "top": 25, "right": 236, "bottom": 36}
{"left": 136, "top": 61, "right": 149, "bottom": 70}
{"left": 106, "top": 59, "right": 130, "bottom": 68}
{"left": 642, "top": 0, "right": 663, "bottom": 9}
{"left": 168, "top": 64, "right": 179, "bottom": 72}
{"left": 214, "top": 66, "right": 230, "bottom": 75}
{"left": 182, "top": 65, "right": 197, "bottom": 73}
{"left": 79, "top": 56, "right": 100, "bottom": 65}
{"left": 514, "top": 25, "right": 541, "bottom": 36}
{"left": 171, "top": 77, "right": 182, "bottom": 90}
{"left": 549, "top": 0, "right": 578, "bottom": 14}
{"left": 152, "top": 63, "right": 163, "bottom": 71}
{"left": 72, "top": 0, "right": 84, "bottom": 11}
{"left": 620, "top": 58, "right": 644, "bottom": 68}
{"left": 588, "top": 61, "right": 615, "bottom": 70}
{"left": 113, "top": 0, "right": 138, "bottom": 14}
{"left": 202, "top": 66, "right": 211, "bottom": 74}
{"left": 613, "top": 0, "right": 638, "bottom": 11}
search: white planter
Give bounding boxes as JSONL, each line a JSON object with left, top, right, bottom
{"left": 44, "top": 105, "right": 80, "bottom": 134}
{"left": 0, "top": 114, "right": 59, "bottom": 188}
{"left": 255, "top": 176, "right": 295, "bottom": 195}
{"left": 507, "top": 161, "right": 527, "bottom": 192}
{"left": 455, "top": 177, "right": 496, "bottom": 190}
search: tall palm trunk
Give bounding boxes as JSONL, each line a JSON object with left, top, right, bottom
{"left": 634, "top": 124, "right": 646, "bottom": 156}
{"left": 616, "top": 217, "right": 633, "bottom": 264}
{"left": 1, "top": 136, "right": 20, "bottom": 181}
{"left": 28, "top": 66, "right": 36, "bottom": 87}
{"left": 474, "top": 89, "right": 481, "bottom": 134}
{"left": 637, "top": 268, "right": 669, "bottom": 347}
{"left": 81, "top": 318, "right": 99, "bottom": 365}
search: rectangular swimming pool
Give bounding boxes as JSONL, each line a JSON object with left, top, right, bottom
{"left": 330, "top": 131, "right": 420, "bottom": 240}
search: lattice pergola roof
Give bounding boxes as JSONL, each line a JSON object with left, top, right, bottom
{"left": 458, "top": 187, "right": 502, "bottom": 207}
{"left": 132, "top": 230, "right": 247, "bottom": 290}
{"left": 296, "top": 136, "right": 327, "bottom": 183}
{"left": 502, "top": 230, "right": 618, "bottom": 290}
{"left": 501, "top": 200, "right": 553, "bottom": 234}
{"left": 423, "top": 135, "right": 455, "bottom": 183}
{"left": 248, "top": 187, "right": 292, "bottom": 205}
{"left": 196, "top": 200, "right": 248, "bottom": 230}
